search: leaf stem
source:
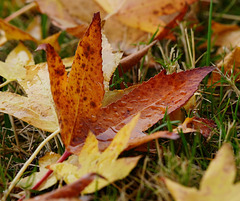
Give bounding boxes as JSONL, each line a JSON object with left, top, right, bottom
{"left": 1, "top": 128, "right": 60, "bottom": 201}
{"left": 18, "top": 150, "right": 72, "bottom": 201}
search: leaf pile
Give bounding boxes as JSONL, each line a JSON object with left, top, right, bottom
{"left": 2, "top": 1, "right": 236, "bottom": 201}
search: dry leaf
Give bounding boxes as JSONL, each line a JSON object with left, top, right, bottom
{"left": 212, "top": 21, "right": 240, "bottom": 52}
{"left": 165, "top": 143, "right": 240, "bottom": 201}
{"left": 50, "top": 114, "right": 141, "bottom": 194}
{"left": 0, "top": 18, "right": 36, "bottom": 42}
{"left": 0, "top": 17, "right": 60, "bottom": 51}
{"left": 209, "top": 45, "right": 240, "bottom": 84}
{"left": 118, "top": 40, "right": 157, "bottom": 75}
{"left": 102, "top": 31, "right": 122, "bottom": 91}
{"left": 18, "top": 152, "right": 60, "bottom": 191}
{"left": 101, "top": 0, "right": 196, "bottom": 33}
{"left": 39, "top": 12, "right": 104, "bottom": 147}
{"left": 25, "top": 173, "right": 97, "bottom": 201}
{"left": 35, "top": 0, "right": 196, "bottom": 52}
{"left": 26, "top": 16, "right": 42, "bottom": 40}
{"left": 0, "top": 43, "right": 33, "bottom": 81}
{"left": 0, "top": 18, "right": 120, "bottom": 133}
{"left": 0, "top": 62, "right": 59, "bottom": 132}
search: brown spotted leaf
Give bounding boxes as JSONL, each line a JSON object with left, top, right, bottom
{"left": 40, "top": 12, "right": 104, "bottom": 149}
{"left": 43, "top": 13, "right": 214, "bottom": 154}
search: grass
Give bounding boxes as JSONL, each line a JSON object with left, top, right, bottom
{"left": 0, "top": 0, "right": 240, "bottom": 200}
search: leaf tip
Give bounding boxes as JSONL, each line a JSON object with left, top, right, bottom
{"left": 36, "top": 43, "right": 48, "bottom": 51}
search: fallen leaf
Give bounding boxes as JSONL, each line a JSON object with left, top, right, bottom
{"left": 212, "top": 21, "right": 240, "bottom": 52}
{"left": 0, "top": 43, "right": 34, "bottom": 81}
{"left": 173, "top": 116, "right": 216, "bottom": 137}
{"left": 0, "top": 62, "right": 59, "bottom": 132}
{"left": 165, "top": 143, "right": 240, "bottom": 201}
{"left": 25, "top": 16, "right": 42, "bottom": 41}
{"left": 35, "top": 0, "right": 196, "bottom": 52}
{"left": 101, "top": 0, "right": 196, "bottom": 33}
{"left": 18, "top": 152, "right": 60, "bottom": 191}
{"left": 209, "top": 45, "right": 240, "bottom": 84}
{"left": 94, "top": 67, "right": 215, "bottom": 143}
{"left": 0, "top": 17, "right": 60, "bottom": 51}
{"left": 118, "top": 40, "right": 157, "bottom": 75}
{"left": 42, "top": 13, "right": 214, "bottom": 154}
{"left": 25, "top": 173, "right": 98, "bottom": 201}
{"left": 39, "top": 12, "right": 105, "bottom": 147}
{"left": 0, "top": 18, "right": 121, "bottom": 134}
{"left": 50, "top": 114, "right": 141, "bottom": 194}
{"left": 101, "top": 31, "right": 123, "bottom": 91}
{"left": 0, "top": 18, "right": 36, "bottom": 42}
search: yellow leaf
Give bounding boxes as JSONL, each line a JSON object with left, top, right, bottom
{"left": 26, "top": 16, "right": 42, "bottom": 41}
{"left": 17, "top": 152, "right": 60, "bottom": 191}
{"left": 0, "top": 63, "right": 59, "bottom": 132}
{"left": 0, "top": 31, "right": 120, "bottom": 132}
{"left": 0, "top": 17, "right": 60, "bottom": 51}
{"left": 0, "top": 43, "right": 34, "bottom": 81}
{"left": 210, "top": 46, "right": 240, "bottom": 84}
{"left": 94, "top": 0, "right": 123, "bottom": 13}
{"left": 41, "top": 32, "right": 61, "bottom": 52}
{"left": 0, "top": 18, "right": 36, "bottom": 42}
{"left": 165, "top": 143, "right": 240, "bottom": 201}
{"left": 102, "top": 32, "right": 122, "bottom": 91}
{"left": 98, "top": 0, "right": 190, "bottom": 33}
{"left": 50, "top": 114, "right": 141, "bottom": 193}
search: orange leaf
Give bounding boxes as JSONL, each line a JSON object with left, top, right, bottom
{"left": 39, "top": 12, "right": 104, "bottom": 148}
{"left": 94, "top": 67, "right": 215, "bottom": 141}
{"left": 209, "top": 46, "right": 240, "bottom": 84}
{"left": 43, "top": 13, "right": 214, "bottom": 154}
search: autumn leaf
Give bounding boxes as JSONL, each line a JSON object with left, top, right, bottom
{"left": 165, "top": 143, "right": 240, "bottom": 201}
{"left": 0, "top": 18, "right": 36, "bottom": 42}
{"left": 0, "top": 62, "right": 59, "bottom": 132}
{"left": 0, "top": 43, "right": 34, "bottom": 82}
{"left": 17, "top": 152, "right": 60, "bottom": 191}
{"left": 97, "top": 0, "right": 197, "bottom": 33}
{"left": 42, "top": 13, "right": 215, "bottom": 154}
{"left": 94, "top": 67, "right": 215, "bottom": 143}
{"left": 0, "top": 19, "right": 121, "bottom": 134}
{"left": 211, "top": 21, "right": 240, "bottom": 52}
{"left": 35, "top": 0, "right": 197, "bottom": 52}
{"left": 0, "top": 17, "right": 60, "bottom": 51}
{"left": 209, "top": 45, "right": 240, "bottom": 84}
{"left": 50, "top": 114, "right": 141, "bottom": 194}
{"left": 40, "top": 12, "right": 105, "bottom": 148}
{"left": 101, "top": 31, "right": 123, "bottom": 91}
{"left": 25, "top": 173, "right": 98, "bottom": 201}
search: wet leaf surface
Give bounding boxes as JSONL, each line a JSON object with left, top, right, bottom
{"left": 43, "top": 13, "right": 214, "bottom": 154}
